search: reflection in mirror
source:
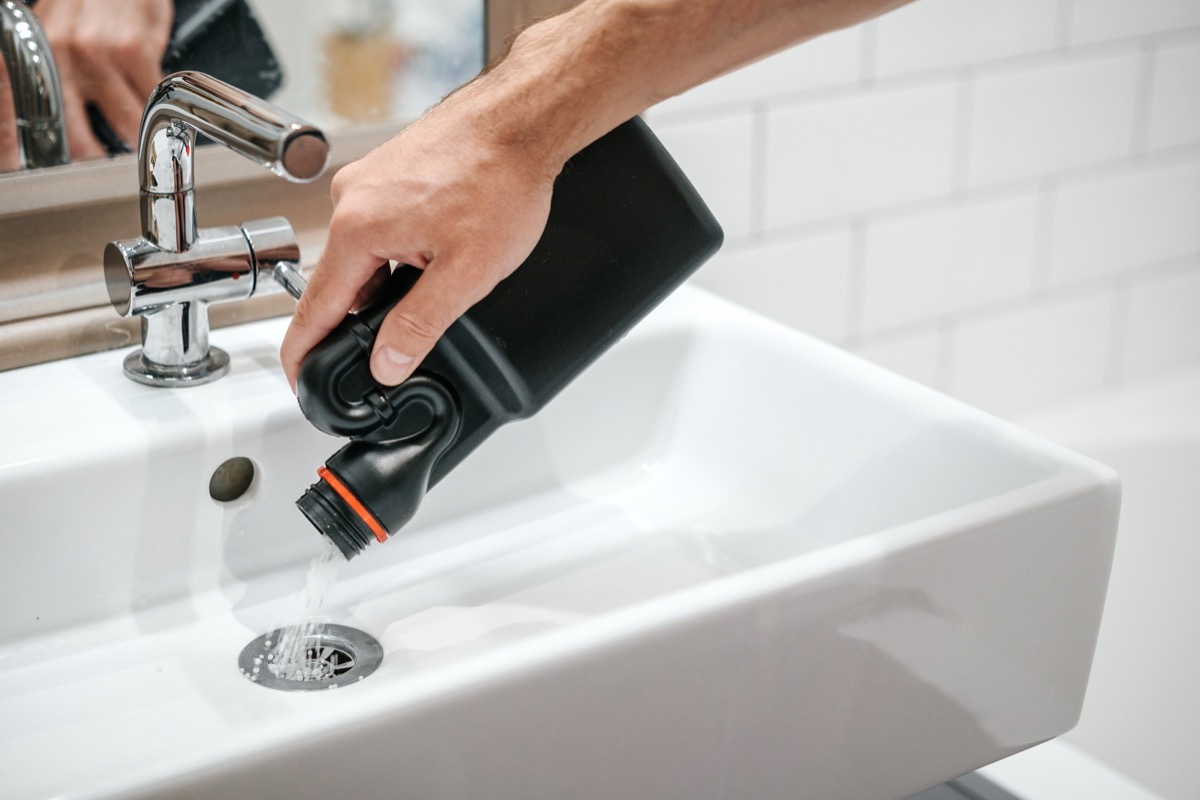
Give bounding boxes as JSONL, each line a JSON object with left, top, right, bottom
{"left": 0, "top": 0, "right": 68, "bottom": 171}
{"left": 0, "top": 0, "right": 483, "bottom": 175}
{"left": 260, "top": 0, "right": 483, "bottom": 126}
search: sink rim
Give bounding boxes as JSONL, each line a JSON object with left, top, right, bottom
{"left": 0, "top": 285, "right": 1121, "bottom": 800}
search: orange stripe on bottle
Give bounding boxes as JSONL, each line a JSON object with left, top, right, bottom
{"left": 317, "top": 466, "right": 389, "bottom": 544}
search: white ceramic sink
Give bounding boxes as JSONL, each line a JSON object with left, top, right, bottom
{"left": 0, "top": 286, "right": 1119, "bottom": 800}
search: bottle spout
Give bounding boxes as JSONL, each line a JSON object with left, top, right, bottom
{"left": 296, "top": 374, "right": 462, "bottom": 559}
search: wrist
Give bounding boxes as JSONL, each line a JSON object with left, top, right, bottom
{"left": 450, "top": 2, "right": 655, "bottom": 178}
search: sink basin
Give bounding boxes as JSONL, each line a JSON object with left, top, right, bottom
{"left": 0, "top": 286, "right": 1119, "bottom": 799}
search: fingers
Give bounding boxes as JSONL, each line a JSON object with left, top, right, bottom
{"left": 71, "top": 21, "right": 165, "bottom": 148}
{"left": 279, "top": 230, "right": 388, "bottom": 393}
{"left": 352, "top": 263, "right": 394, "bottom": 311}
{"left": 369, "top": 284, "right": 449, "bottom": 386}
{"left": 283, "top": 252, "right": 499, "bottom": 391}
{"left": 128, "top": 0, "right": 173, "bottom": 100}
{"left": 279, "top": 88, "right": 558, "bottom": 394}
{"left": 36, "top": 0, "right": 103, "bottom": 160}
{"left": 369, "top": 261, "right": 494, "bottom": 386}
{"left": 35, "top": 0, "right": 172, "bottom": 158}
{"left": 57, "top": 77, "right": 108, "bottom": 162}
{"left": 81, "top": 67, "right": 154, "bottom": 148}
{"left": 108, "top": 1, "right": 171, "bottom": 136}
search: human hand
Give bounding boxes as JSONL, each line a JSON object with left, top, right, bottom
{"left": 280, "top": 0, "right": 917, "bottom": 391}
{"left": 36, "top": 0, "right": 173, "bottom": 160}
{"left": 279, "top": 85, "right": 562, "bottom": 391}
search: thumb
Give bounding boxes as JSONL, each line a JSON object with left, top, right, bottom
{"left": 370, "top": 262, "right": 491, "bottom": 386}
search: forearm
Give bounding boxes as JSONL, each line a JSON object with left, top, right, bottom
{"left": 281, "top": 0, "right": 916, "bottom": 389}
{"left": 467, "top": 0, "right": 913, "bottom": 171}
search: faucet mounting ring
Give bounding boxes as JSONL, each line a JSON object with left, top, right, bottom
{"left": 122, "top": 346, "right": 229, "bottom": 388}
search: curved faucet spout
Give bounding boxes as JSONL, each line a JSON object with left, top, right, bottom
{"left": 0, "top": 0, "right": 68, "bottom": 169}
{"left": 139, "top": 71, "right": 329, "bottom": 250}
{"left": 107, "top": 71, "right": 327, "bottom": 387}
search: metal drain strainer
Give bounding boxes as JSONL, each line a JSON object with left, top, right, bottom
{"left": 238, "top": 623, "right": 383, "bottom": 691}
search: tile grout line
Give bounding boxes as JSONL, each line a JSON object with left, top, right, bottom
{"left": 851, "top": 253, "right": 1200, "bottom": 353}
{"left": 1030, "top": 177, "right": 1059, "bottom": 293}
{"left": 951, "top": 69, "right": 976, "bottom": 197}
{"left": 1054, "top": 0, "right": 1075, "bottom": 52}
{"left": 1103, "top": 277, "right": 1132, "bottom": 390}
{"left": 650, "top": 23, "right": 1200, "bottom": 128}
{"left": 859, "top": 21, "right": 878, "bottom": 88}
{"left": 935, "top": 316, "right": 958, "bottom": 397}
{"left": 719, "top": 142, "right": 1200, "bottom": 252}
{"left": 1129, "top": 38, "right": 1158, "bottom": 159}
{"left": 748, "top": 102, "right": 769, "bottom": 242}
{"left": 843, "top": 217, "right": 869, "bottom": 346}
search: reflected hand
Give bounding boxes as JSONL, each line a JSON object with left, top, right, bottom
{"left": 279, "top": 85, "right": 561, "bottom": 391}
{"left": 36, "top": 0, "right": 172, "bottom": 160}
{"left": 0, "top": 56, "right": 16, "bottom": 172}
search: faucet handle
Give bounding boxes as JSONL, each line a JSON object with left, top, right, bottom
{"left": 269, "top": 261, "right": 309, "bottom": 301}
{"left": 240, "top": 216, "right": 309, "bottom": 300}
{"left": 106, "top": 215, "right": 306, "bottom": 387}
{"left": 241, "top": 216, "right": 301, "bottom": 286}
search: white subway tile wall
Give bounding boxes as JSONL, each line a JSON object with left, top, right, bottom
{"left": 764, "top": 82, "right": 959, "bottom": 228}
{"left": 651, "top": 0, "right": 1200, "bottom": 418}
{"left": 1147, "top": 36, "right": 1200, "bottom": 151}
{"left": 967, "top": 50, "right": 1142, "bottom": 188}
{"left": 950, "top": 292, "right": 1113, "bottom": 416}
{"left": 1049, "top": 159, "right": 1200, "bottom": 287}
{"left": 689, "top": 230, "right": 854, "bottom": 342}
{"left": 654, "top": 28, "right": 863, "bottom": 115}
{"left": 1120, "top": 267, "right": 1200, "bottom": 383}
{"left": 862, "top": 193, "right": 1039, "bottom": 332}
{"left": 1069, "top": 0, "right": 1200, "bottom": 46}
{"left": 872, "top": 0, "right": 1060, "bottom": 77}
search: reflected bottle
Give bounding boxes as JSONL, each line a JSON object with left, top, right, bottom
{"left": 323, "top": 0, "right": 395, "bottom": 123}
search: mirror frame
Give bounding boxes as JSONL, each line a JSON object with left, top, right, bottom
{"left": 0, "top": 0, "right": 576, "bottom": 372}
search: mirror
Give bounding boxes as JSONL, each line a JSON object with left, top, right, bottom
{"left": 0, "top": 0, "right": 484, "bottom": 176}
{"left": 260, "top": 0, "right": 483, "bottom": 127}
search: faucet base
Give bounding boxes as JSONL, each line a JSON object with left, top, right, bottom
{"left": 122, "top": 347, "right": 230, "bottom": 388}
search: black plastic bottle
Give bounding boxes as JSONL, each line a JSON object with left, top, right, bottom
{"left": 295, "top": 117, "right": 723, "bottom": 559}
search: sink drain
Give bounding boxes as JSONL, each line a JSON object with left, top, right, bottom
{"left": 238, "top": 623, "right": 383, "bottom": 691}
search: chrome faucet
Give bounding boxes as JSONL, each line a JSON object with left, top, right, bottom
{"left": 0, "top": 0, "right": 68, "bottom": 169}
{"left": 105, "top": 71, "right": 328, "bottom": 387}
